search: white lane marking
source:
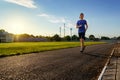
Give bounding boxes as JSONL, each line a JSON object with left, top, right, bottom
{"left": 98, "top": 48, "right": 115, "bottom": 80}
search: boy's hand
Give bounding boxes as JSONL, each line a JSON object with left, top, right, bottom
{"left": 77, "top": 25, "right": 82, "bottom": 28}
{"left": 78, "top": 25, "right": 82, "bottom": 27}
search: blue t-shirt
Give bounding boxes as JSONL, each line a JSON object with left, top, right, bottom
{"left": 77, "top": 20, "right": 87, "bottom": 33}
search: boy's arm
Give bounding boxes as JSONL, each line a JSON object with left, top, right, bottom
{"left": 76, "top": 25, "right": 82, "bottom": 28}
{"left": 76, "top": 24, "right": 82, "bottom": 28}
{"left": 85, "top": 22, "right": 88, "bottom": 31}
{"left": 76, "top": 24, "right": 79, "bottom": 28}
{"left": 76, "top": 21, "right": 82, "bottom": 28}
{"left": 76, "top": 21, "right": 79, "bottom": 28}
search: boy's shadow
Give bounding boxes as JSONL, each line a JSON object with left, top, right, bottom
{"left": 83, "top": 49, "right": 110, "bottom": 58}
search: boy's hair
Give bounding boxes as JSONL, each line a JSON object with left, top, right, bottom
{"left": 80, "top": 13, "right": 84, "bottom": 16}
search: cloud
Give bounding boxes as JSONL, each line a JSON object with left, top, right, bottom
{"left": 4, "top": 0, "right": 37, "bottom": 8}
{"left": 38, "top": 13, "right": 50, "bottom": 18}
{"left": 38, "top": 13, "right": 76, "bottom": 29}
{"left": 38, "top": 13, "right": 66, "bottom": 23}
{"left": 49, "top": 18, "right": 66, "bottom": 23}
{"left": 66, "top": 23, "right": 75, "bottom": 28}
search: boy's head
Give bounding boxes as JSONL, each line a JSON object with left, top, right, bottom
{"left": 79, "top": 13, "right": 84, "bottom": 19}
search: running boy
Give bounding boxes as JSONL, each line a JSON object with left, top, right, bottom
{"left": 76, "top": 13, "right": 88, "bottom": 53}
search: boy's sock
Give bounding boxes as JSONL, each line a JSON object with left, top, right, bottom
{"left": 80, "top": 47, "right": 83, "bottom": 52}
{"left": 80, "top": 46, "right": 86, "bottom": 52}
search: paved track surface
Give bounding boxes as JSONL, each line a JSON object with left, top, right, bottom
{"left": 0, "top": 44, "right": 114, "bottom": 80}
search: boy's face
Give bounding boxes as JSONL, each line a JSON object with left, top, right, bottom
{"left": 80, "top": 14, "right": 84, "bottom": 19}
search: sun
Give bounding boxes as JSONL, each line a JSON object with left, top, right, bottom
{"left": 5, "top": 15, "right": 28, "bottom": 34}
{"left": 9, "top": 21, "right": 25, "bottom": 34}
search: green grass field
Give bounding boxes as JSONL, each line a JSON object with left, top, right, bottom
{"left": 0, "top": 42, "right": 106, "bottom": 57}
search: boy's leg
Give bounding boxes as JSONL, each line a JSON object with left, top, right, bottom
{"left": 80, "top": 32, "right": 86, "bottom": 52}
{"left": 80, "top": 38, "right": 84, "bottom": 49}
{"left": 79, "top": 33, "right": 81, "bottom": 49}
{"left": 80, "top": 38, "right": 84, "bottom": 52}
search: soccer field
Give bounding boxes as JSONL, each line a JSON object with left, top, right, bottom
{"left": 0, "top": 42, "right": 105, "bottom": 57}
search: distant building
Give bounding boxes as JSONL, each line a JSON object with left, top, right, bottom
{"left": 0, "top": 29, "right": 14, "bottom": 43}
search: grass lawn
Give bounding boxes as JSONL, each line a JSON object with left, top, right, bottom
{"left": 0, "top": 42, "right": 106, "bottom": 57}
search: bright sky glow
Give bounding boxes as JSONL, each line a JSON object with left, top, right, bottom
{"left": 0, "top": 0, "right": 120, "bottom": 38}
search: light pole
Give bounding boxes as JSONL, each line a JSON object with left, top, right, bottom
{"left": 70, "top": 28, "right": 72, "bottom": 41}
{"left": 64, "top": 23, "right": 65, "bottom": 38}
{"left": 59, "top": 27, "right": 61, "bottom": 37}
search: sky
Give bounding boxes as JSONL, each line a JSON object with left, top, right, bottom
{"left": 0, "top": 0, "right": 120, "bottom": 38}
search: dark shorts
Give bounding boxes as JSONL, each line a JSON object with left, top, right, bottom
{"left": 78, "top": 32, "right": 85, "bottom": 40}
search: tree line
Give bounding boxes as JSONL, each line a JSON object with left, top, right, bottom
{"left": 14, "top": 33, "right": 120, "bottom": 42}
{"left": 50, "top": 34, "right": 120, "bottom": 41}
{"left": 0, "top": 29, "right": 120, "bottom": 42}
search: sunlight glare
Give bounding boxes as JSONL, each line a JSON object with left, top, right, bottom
{"left": 5, "top": 15, "right": 28, "bottom": 34}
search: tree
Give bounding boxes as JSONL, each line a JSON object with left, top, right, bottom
{"left": 52, "top": 34, "right": 61, "bottom": 41}
{"left": 101, "top": 36, "right": 110, "bottom": 40}
{"left": 45, "top": 36, "right": 52, "bottom": 41}
{"left": 72, "top": 35, "right": 79, "bottom": 41}
{"left": 117, "top": 36, "right": 120, "bottom": 40}
{"left": 18, "top": 34, "right": 31, "bottom": 38}
{"left": 64, "top": 35, "right": 71, "bottom": 41}
{"left": 0, "top": 29, "right": 5, "bottom": 32}
{"left": 94, "top": 38, "right": 100, "bottom": 41}
{"left": 89, "top": 35, "right": 95, "bottom": 40}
